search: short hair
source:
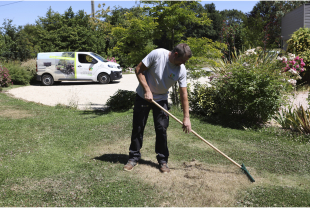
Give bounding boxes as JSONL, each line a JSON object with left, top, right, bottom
{"left": 172, "top": 43, "right": 192, "bottom": 58}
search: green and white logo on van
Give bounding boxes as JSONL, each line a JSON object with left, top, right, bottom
{"left": 48, "top": 53, "right": 77, "bottom": 78}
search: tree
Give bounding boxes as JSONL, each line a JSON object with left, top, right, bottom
{"left": 35, "top": 7, "right": 103, "bottom": 54}
{"left": 0, "top": 19, "right": 34, "bottom": 61}
{"left": 183, "top": 3, "right": 223, "bottom": 42}
{"left": 203, "top": 3, "right": 224, "bottom": 41}
{"left": 219, "top": 9, "right": 246, "bottom": 61}
{"left": 143, "top": 1, "right": 211, "bottom": 50}
{"left": 183, "top": 37, "right": 226, "bottom": 79}
{"left": 244, "top": 1, "right": 310, "bottom": 49}
{"left": 21, "top": 24, "right": 40, "bottom": 58}
{"left": 109, "top": 7, "right": 158, "bottom": 67}
{"left": 89, "top": 3, "right": 113, "bottom": 57}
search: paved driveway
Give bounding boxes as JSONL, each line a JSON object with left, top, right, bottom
{"left": 7, "top": 74, "right": 139, "bottom": 110}
{"left": 7, "top": 74, "right": 210, "bottom": 110}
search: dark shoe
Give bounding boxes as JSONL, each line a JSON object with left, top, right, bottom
{"left": 123, "top": 160, "right": 138, "bottom": 171}
{"left": 159, "top": 163, "right": 170, "bottom": 173}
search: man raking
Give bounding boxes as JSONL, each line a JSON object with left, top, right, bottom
{"left": 124, "top": 43, "right": 192, "bottom": 173}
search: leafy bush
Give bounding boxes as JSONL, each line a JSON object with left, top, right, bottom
{"left": 286, "top": 27, "right": 310, "bottom": 82}
{"left": 106, "top": 90, "right": 136, "bottom": 111}
{"left": 0, "top": 65, "right": 12, "bottom": 87}
{"left": 188, "top": 82, "right": 217, "bottom": 116}
{"left": 200, "top": 47, "right": 298, "bottom": 124}
{"left": 212, "top": 64, "right": 286, "bottom": 123}
{"left": 4, "top": 61, "right": 33, "bottom": 85}
{"left": 21, "top": 58, "right": 37, "bottom": 83}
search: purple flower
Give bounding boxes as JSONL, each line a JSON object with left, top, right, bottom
{"left": 295, "top": 56, "right": 300, "bottom": 60}
{"left": 296, "top": 65, "right": 300, "bottom": 69}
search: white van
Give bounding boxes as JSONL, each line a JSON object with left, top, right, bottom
{"left": 36, "top": 52, "right": 122, "bottom": 86}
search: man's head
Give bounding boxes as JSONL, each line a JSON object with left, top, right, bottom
{"left": 171, "top": 43, "right": 192, "bottom": 66}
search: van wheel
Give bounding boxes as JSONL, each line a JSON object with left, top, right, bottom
{"left": 98, "top": 73, "right": 110, "bottom": 84}
{"left": 41, "top": 74, "right": 54, "bottom": 86}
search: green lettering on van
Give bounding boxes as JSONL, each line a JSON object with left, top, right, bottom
{"left": 74, "top": 53, "right": 77, "bottom": 78}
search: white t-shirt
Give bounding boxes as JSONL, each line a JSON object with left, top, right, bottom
{"left": 136, "top": 48, "right": 187, "bottom": 101}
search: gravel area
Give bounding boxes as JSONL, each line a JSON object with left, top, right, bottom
{"left": 289, "top": 91, "right": 309, "bottom": 110}
{"left": 6, "top": 74, "right": 211, "bottom": 110}
{"left": 6, "top": 74, "right": 309, "bottom": 111}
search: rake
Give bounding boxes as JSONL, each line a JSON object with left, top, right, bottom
{"left": 152, "top": 100, "right": 255, "bottom": 182}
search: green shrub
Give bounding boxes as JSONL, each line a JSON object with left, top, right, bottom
{"left": 0, "top": 65, "right": 12, "bottom": 87}
{"left": 214, "top": 64, "right": 286, "bottom": 123}
{"left": 208, "top": 48, "right": 295, "bottom": 124}
{"left": 287, "top": 27, "right": 310, "bottom": 82}
{"left": 106, "top": 90, "right": 136, "bottom": 111}
{"left": 4, "top": 61, "right": 32, "bottom": 85}
{"left": 21, "top": 58, "right": 37, "bottom": 83}
{"left": 188, "top": 82, "right": 217, "bottom": 116}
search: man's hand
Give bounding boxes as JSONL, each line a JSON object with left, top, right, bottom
{"left": 144, "top": 90, "right": 153, "bottom": 103}
{"left": 182, "top": 117, "right": 191, "bottom": 133}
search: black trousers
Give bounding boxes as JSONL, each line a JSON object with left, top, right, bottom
{"left": 129, "top": 94, "right": 169, "bottom": 164}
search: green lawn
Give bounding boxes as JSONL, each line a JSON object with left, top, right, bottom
{"left": 0, "top": 91, "right": 309, "bottom": 206}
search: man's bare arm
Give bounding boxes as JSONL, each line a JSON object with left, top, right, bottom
{"left": 135, "top": 62, "right": 153, "bottom": 102}
{"left": 179, "top": 87, "right": 191, "bottom": 133}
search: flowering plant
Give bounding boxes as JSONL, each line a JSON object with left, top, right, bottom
{"left": 107, "top": 57, "right": 117, "bottom": 63}
{"left": 0, "top": 65, "right": 12, "bottom": 87}
{"left": 125, "top": 67, "right": 135, "bottom": 73}
{"left": 235, "top": 47, "right": 265, "bottom": 67}
{"left": 277, "top": 53, "right": 306, "bottom": 85}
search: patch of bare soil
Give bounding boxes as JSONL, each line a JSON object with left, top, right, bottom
{"left": 134, "top": 160, "right": 253, "bottom": 207}
{"left": 89, "top": 138, "right": 255, "bottom": 207}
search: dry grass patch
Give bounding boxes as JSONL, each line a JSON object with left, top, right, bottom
{"left": 3, "top": 176, "right": 91, "bottom": 207}
{"left": 0, "top": 106, "right": 32, "bottom": 119}
{"left": 87, "top": 136, "right": 257, "bottom": 207}
{"left": 135, "top": 161, "right": 254, "bottom": 207}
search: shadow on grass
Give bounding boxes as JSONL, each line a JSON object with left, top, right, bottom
{"left": 80, "top": 109, "right": 110, "bottom": 117}
{"left": 79, "top": 109, "right": 133, "bottom": 118}
{"left": 93, "top": 153, "right": 158, "bottom": 168}
{"left": 192, "top": 113, "right": 262, "bottom": 130}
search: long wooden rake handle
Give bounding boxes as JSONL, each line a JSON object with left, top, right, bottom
{"left": 152, "top": 100, "right": 241, "bottom": 169}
